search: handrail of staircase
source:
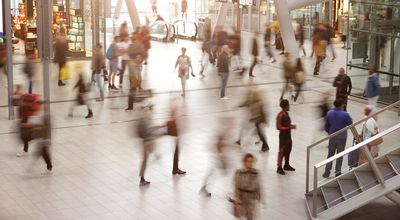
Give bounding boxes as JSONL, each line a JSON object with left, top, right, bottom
{"left": 311, "top": 123, "right": 400, "bottom": 217}
{"left": 306, "top": 100, "right": 400, "bottom": 193}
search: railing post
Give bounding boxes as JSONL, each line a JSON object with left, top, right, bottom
{"left": 306, "top": 147, "right": 310, "bottom": 193}
{"left": 312, "top": 166, "right": 318, "bottom": 217}
{"left": 350, "top": 127, "right": 385, "bottom": 185}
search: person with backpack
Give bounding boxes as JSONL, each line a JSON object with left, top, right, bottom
{"left": 106, "top": 36, "right": 121, "bottom": 90}
{"left": 68, "top": 73, "right": 93, "bottom": 119}
{"left": 174, "top": 47, "right": 195, "bottom": 97}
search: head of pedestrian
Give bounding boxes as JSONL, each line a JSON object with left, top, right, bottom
{"left": 334, "top": 99, "right": 344, "bottom": 109}
{"left": 280, "top": 99, "right": 290, "bottom": 112}
{"left": 181, "top": 47, "right": 187, "bottom": 55}
{"left": 339, "top": 67, "right": 345, "bottom": 76}
{"left": 114, "top": 36, "right": 120, "bottom": 43}
{"left": 243, "top": 153, "right": 255, "bottom": 170}
{"left": 364, "top": 105, "right": 373, "bottom": 116}
{"left": 222, "top": 45, "right": 230, "bottom": 53}
{"left": 368, "top": 66, "right": 377, "bottom": 75}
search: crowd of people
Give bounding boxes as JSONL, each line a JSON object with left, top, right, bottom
{"left": 1, "top": 7, "right": 387, "bottom": 219}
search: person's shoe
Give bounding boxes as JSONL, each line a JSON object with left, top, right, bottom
{"left": 58, "top": 80, "right": 65, "bottom": 86}
{"left": 108, "top": 84, "right": 112, "bottom": 89}
{"left": 322, "top": 172, "right": 330, "bottom": 178}
{"left": 172, "top": 169, "right": 186, "bottom": 175}
{"left": 335, "top": 172, "right": 342, "bottom": 177}
{"left": 96, "top": 98, "right": 104, "bottom": 102}
{"left": 313, "top": 72, "right": 319, "bottom": 76}
{"left": 119, "top": 84, "right": 123, "bottom": 89}
{"left": 283, "top": 165, "right": 296, "bottom": 171}
{"left": 41, "top": 169, "right": 53, "bottom": 175}
{"left": 139, "top": 179, "right": 150, "bottom": 186}
{"left": 249, "top": 75, "right": 255, "bottom": 77}
{"left": 199, "top": 186, "right": 211, "bottom": 197}
{"left": 112, "top": 85, "right": 119, "bottom": 90}
{"left": 221, "top": 97, "right": 229, "bottom": 100}
{"left": 261, "top": 144, "right": 269, "bottom": 152}
{"left": 125, "top": 107, "right": 133, "bottom": 111}
{"left": 292, "top": 101, "right": 299, "bottom": 105}
{"left": 16, "top": 151, "right": 27, "bottom": 157}
{"left": 271, "top": 59, "right": 277, "bottom": 63}
{"left": 277, "top": 167, "right": 286, "bottom": 175}
{"left": 85, "top": 110, "right": 93, "bottom": 119}
{"left": 235, "top": 140, "right": 241, "bottom": 146}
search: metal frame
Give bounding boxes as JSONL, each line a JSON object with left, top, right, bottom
{"left": 306, "top": 100, "right": 400, "bottom": 193}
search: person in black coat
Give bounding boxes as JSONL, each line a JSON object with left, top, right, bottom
{"left": 248, "top": 35, "right": 258, "bottom": 77}
{"left": 333, "top": 68, "right": 352, "bottom": 111}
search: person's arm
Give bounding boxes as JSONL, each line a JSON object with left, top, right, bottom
{"left": 333, "top": 76, "right": 340, "bottom": 87}
{"left": 375, "top": 76, "right": 381, "bottom": 95}
{"left": 347, "top": 76, "right": 352, "bottom": 96}
{"left": 346, "top": 114, "right": 353, "bottom": 126}
{"left": 175, "top": 56, "right": 180, "bottom": 70}
{"left": 277, "top": 112, "right": 291, "bottom": 131}
{"left": 324, "top": 114, "right": 330, "bottom": 133}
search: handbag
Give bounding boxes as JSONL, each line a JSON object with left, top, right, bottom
{"left": 367, "top": 134, "right": 383, "bottom": 147}
{"left": 167, "top": 120, "right": 178, "bottom": 136}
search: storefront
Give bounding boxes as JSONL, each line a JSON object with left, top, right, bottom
{"left": 346, "top": 0, "right": 400, "bottom": 104}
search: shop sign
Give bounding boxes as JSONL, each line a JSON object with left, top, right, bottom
{"left": 240, "top": 0, "right": 256, "bottom": 5}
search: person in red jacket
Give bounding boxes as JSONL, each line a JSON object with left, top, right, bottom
{"left": 276, "top": 99, "right": 296, "bottom": 175}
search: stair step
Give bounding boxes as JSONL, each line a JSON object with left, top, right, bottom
{"left": 354, "top": 171, "right": 379, "bottom": 191}
{"left": 321, "top": 186, "right": 345, "bottom": 208}
{"left": 306, "top": 193, "right": 328, "bottom": 214}
{"left": 337, "top": 179, "right": 362, "bottom": 200}
{"left": 387, "top": 155, "right": 400, "bottom": 174}
{"left": 377, "top": 163, "right": 397, "bottom": 180}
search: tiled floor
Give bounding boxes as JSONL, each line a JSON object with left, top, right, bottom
{"left": 0, "top": 32, "right": 399, "bottom": 220}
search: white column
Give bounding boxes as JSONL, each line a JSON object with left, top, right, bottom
{"left": 213, "top": 3, "right": 229, "bottom": 34}
{"left": 4, "top": 0, "right": 14, "bottom": 119}
{"left": 274, "top": 0, "right": 299, "bottom": 59}
{"left": 125, "top": 0, "right": 142, "bottom": 29}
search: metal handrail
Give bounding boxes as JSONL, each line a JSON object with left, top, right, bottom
{"left": 311, "top": 123, "right": 400, "bottom": 217}
{"left": 306, "top": 100, "right": 400, "bottom": 193}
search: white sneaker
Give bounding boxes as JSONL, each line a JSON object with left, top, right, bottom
{"left": 292, "top": 101, "right": 300, "bottom": 105}
{"left": 16, "top": 151, "right": 27, "bottom": 157}
{"left": 41, "top": 169, "right": 53, "bottom": 176}
{"left": 221, "top": 97, "right": 229, "bottom": 100}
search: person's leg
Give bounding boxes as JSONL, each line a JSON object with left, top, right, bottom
{"left": 41, "top": 145, "right": 53, "bottom": 171}
{"left": 220, "top": 72, "right": 229, "bottom": 98}
{"left": 294, "top": 84, "right": 301, "bottom": 102}
{"left": 284, "top": 139, "right": 294, "bottom": 169}
{"left": 28, "top": 79, "right": 33, "bottom": 94}
{"left": 335, "top": 139, "right": 347, "bottom": 175}
{"left": 172, "top": 138, "right": 186, "bottom": 174}
{"left": 255, "top": 122, "right": 269, "bottom": 151}
{"left": 313, "top": 56, "right": 321, "bottom": 75}
{"left": 23, "top": 140, "right": 29, "bottom": 153}
{"left": 343, "top": 98, "right": 348, "bottom": 112}
{"left": 119, "top": 60, "right": 127, "bottom": 87}
{"left": 139, "top": 141, "right": 150, "bottom": 179}
{"left": 277, "top": 136, "right": 286, "bottom": 174}
{"left": 280, "top": 79, "right": 289, "bottom": 100}
{"left": 249, "top": 57, "right": 257, "bottom": 77}
{"left": 180, "top": 78, "right": 186, "bottom": 96}
{"left": 324, "top": 139, "right": 337, "bottom": 176}
{"left": 127, "top": 88, "right": 136, "bottom": 110}
{"left": 96, "top": 73, "right": 104, "bottom": 100}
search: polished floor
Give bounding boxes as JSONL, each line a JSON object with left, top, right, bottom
{"left": 0, "top": 33, "right": 399, "bottom": 220}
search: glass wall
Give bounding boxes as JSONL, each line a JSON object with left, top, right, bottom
{"left": 347, "top": 0, "right": 400, "bottom": 104}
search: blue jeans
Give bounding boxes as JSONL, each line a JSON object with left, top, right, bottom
{"left": 325, "top": 138, "right": 347, "bottom": 175}
{"left": 95, "top": 73, "right": 104, "bottom": 99}
{"left": 219, "top": 72, "right": 229, "bottom": 98}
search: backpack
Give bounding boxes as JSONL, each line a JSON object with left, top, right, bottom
{"left": 106, "top": 44, "right": 114, "bottom": 60}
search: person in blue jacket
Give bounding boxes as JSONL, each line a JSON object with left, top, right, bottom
{"left": 365, "top": 66, "right": 381, "bottom": 108}
{"left": 323, "top": 99, "right": 353, "bottom": 178}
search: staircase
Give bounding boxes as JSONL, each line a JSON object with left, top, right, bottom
{"left": 305, "top": 147, "right": 400, "bottom": 219}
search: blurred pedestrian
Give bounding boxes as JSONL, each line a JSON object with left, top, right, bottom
{"left": 106, "top": 36, "right": 121, "bottom": 90}
{"left": 167, "top": 106, "right": 186, "bottom": 175}
{"left": 264, "top": 24, "right": 276, "bottom": 63}
{"left": 365, "top": 66, "right": 380, "bottom": 109}
{"left": 54, "top": 36, "right": 68, "bottom": 86}
{"left": 215, "top": 26, "right": 228, "bottom": 55}
{"left": 141, "top": 27, "right": 151, "bottom": 65}
{"left": 91, "top": 43, "right": 106, "bottom": 101}
{"left": 118, "top": 36, "right": 131, "bottom": 88}
{"left": 119, "top": 22, "right": 129, "bottom": 38}
{"left": 333, "top": 68, "right": 352, "bottom": 111}
{"left": 280, "top": 53, "right": 293, "bottom": 100}
{"left": 276, "top": 99, "right": 296, "bottom": 175}
{"left": 322, "top": 99, "right": 353, "bottom": 178}
{"left": 229, "top": 30, "right": 245, "bottom": 75}
{"left": 312, "top": 28, "right": 327, "bottom": 76}
{"left": 218, "top": 45, "right": 230, "bottom": 99}
{"left": 69, "top": 73, "right": 93, "bottom": 119}
{"left": 35, "top": 112, "right": 53, "bottom": 175}
{"left": 174, "top": 47, "right": 195, "bottom": 97}
{"left": 150, "top": 0, "right": 158, "bottom": 16}
{"left": 233, "top": 153, "right": 261, "bottom": 220}
{"left": 298, "top": 24, "right": 306, "bottom": 57}
{"left": 23, "top": 60, "right": 34, "bottom": 94}
{"left": 126, "top": 54, "right": 144, "bottom": 110}
{"left": 324, "top": 23, "right": 336, "bottom": 61}
{"left": 237, "top": 88, "right": 270, "bottom": 152}
{"left": 181, "top": 0, "right": 188, "bottom": 19}
{"left": 292, "top": 58, "right": 305, "bottom": 104}
{"left": 248, "top": 34, "right": 258, "bottom": 77}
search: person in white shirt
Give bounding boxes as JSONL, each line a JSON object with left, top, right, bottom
{"left": 362, "top": 106, "right": 379, "bottom": 157}
{"left": 118, "top": 37, "right": 131, "bottom": 89}
{"left": 174, "top": 47, "right": 195, "bottom": 97}
{"left": 150, "top": 0, "right": 157, "bottom": 16}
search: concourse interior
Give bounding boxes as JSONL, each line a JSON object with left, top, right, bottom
{"left": 0, "top": 32, "right": 399, "bottom": 220}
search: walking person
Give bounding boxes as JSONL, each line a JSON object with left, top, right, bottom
{"left": 232, "top": 153, "right": 262, "bottom": 220}
{"left": 333, "top": 68, "right": 352, "bottom": 111}
{"left": 237, "top": 88, "right": 270, "bottom": 152}
{"left": 280, "top": 53, "right": 293, "bottom": 100}
{"left": 229, "top": 30, "right": 245, "bottom": 75}
{"left": 322, "top": 99, "right": 353, "bottom": 178}
{"left": 292, "top": 58, "right": 305, "bottom": 104}
{"left": 264, "top": 24, "right": 276, "bottom": 63}
{"left": 69, "top": 73, "right": 93, "bottom": 119}
{"left": 248, "top": 34, "right": 258, "bottom": 77}
{"left": 118, "top": 36, "right": 130, "bottom": 88}
{"left": 35, "top": 111, "right": 53, "bottom": 175}
{"left": 150, "top": 0, "right": 157, "bottom": 16}
{"left": 167, "top": 106, "right": 186, "bottom": 175}
{"left": 312, "top": 31, "right": 327, "bottom": 76}
{"left": 365, "top": 66, "right": 380, "bottom": 109}
{"left": 126, "top": 54, "right": 144, "bottom": 110}
{"left": 218, "top": 45, "right": 230, "bottom": 99}
{"left": 298, "top": 24, "right": 306, "bottom": 57}
{"left": 174, "top": 47, "right": 195, "bottom": 97}
{"left": 276, "top": 99, "right": 296, "bottom": 175}
{"left": 54, "top": 36, "right": 68, "bottom": 86}
{"left": 92, "top": 43, "right": 106, "bottom": 101}
{"left": 324, "top": 23, "right": 336, "bottom": 61}
{"left": 23, "top": 60, "right": 34, "bottom": 93}
{"left": 181, "top": 0, "right": 188, "bottom": 19}
{"left": 106, "top": 36, "right": 121, "bottom": 90}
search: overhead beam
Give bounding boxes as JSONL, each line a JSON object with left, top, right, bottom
{"left": 288, "top": 0, "right": 329, "bottom": 11}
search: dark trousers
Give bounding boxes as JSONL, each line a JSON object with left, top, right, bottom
{"left": 24, "top": 141, "right": 29, "bottom": 152}
{"left": 337, "top": 96, "right": 348, "bottom": 111}
{"left": 119, "top": 60, "right": 128, "bottom": 85}
{"left": 313, "top": 56, "right": 322, "bottom": 74}
{"left": 249, "top": 57, "right": 257, "bottom": 76}
{"left": 127, "top": 88, "right": 137, "bottom": 109}
{"left": 139, "top": 140, "right": 154, "bottom": 177}
{"left": 173, "top": 139, "right": 180, "bottom": 171}
{"left": 294, "top": 84, "right": 303, "bottom": 102}
{"left": 255, "top": 122, "right": 268, "bottom": 149}
{"left": 38, "top": 144, "right": 52, "bottom": 170}
{"left": 324, "top": 138, "right": 347, "bottom": 175}
{"left": 277, "top": 135, "right": 292, "bottom": 167}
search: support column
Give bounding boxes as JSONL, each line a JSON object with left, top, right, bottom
{"left": 125, "top": 0, "right": 141, "bottom": 29}
{"left": 4, "top": 0, "right": 14, "bottom": 119}
{"left": 274, "top": 0, "right": 299, "bottom": 59}
{"left": 213, "top": 3, "right": 229, "bottom": 34}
